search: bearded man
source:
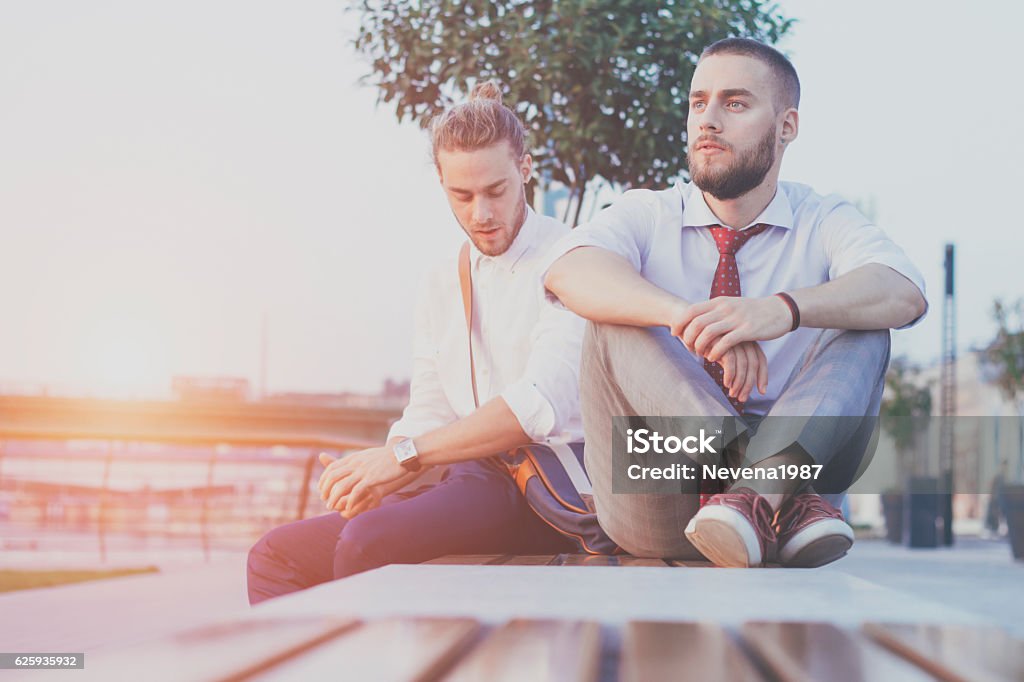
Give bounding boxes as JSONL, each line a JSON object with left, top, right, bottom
{"left": 543, "top": 38, "right": 927, "bottom": 568}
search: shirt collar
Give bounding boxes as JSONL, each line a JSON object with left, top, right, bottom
{"left": 469, "top": 206, "right": 538, "bottom": 272}
{"left": 678, "top": 180, "right": 794, "bottom": 231}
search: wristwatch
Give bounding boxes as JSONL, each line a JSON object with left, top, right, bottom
{"left": 392, "top": 438, "right": 422, "bottom": 472}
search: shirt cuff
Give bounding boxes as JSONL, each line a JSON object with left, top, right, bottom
{"left": 501, "top": 380, "right": 557, "bottom": 443}
{"left": 872, "top": 258, "right": 929, "bottom": 329}
{"left": 539, "top": 236, "right": 607, "bottom": 309}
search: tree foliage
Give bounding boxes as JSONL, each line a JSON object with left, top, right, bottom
{"left": 982, "top": 299, "right": 1024, "bottom": 479}
{"left": 353, "top": 0, "right": 794, "bottom": 224}
{"left": 985, "top": 299, "right": 1024, "bottom": 413}
{"left": 880, "top": 356, "right": 933, "bottom": 481}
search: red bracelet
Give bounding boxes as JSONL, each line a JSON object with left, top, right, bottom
{"left": 775, "top": 292, "right": 800, "bottom": 332}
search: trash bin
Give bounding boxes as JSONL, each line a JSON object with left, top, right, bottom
{"left": 905, "top": 476, "right": 940, "bottom": 548}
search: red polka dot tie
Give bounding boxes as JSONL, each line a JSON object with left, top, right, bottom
{"left": 698, "top": 223, "right": 770, "bottom": 507}
{"left": 702, "top": 223, "right": 771, "bottom": 412}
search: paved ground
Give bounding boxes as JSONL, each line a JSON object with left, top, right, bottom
{"left": 822, "top": 536, "right": 1024, "bottom": 637}
{"left": 0, "top": 556, "right": 251, "bottom": 653}
{"left": 0, "top": 537, "right": 1020, "bottom": 657}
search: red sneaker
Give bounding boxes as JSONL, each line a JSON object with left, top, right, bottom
{"left": 684, "top": 487, "right": 776, "bottom": 567}
{"left": 775, "top": 494, "right": 854, "bottom": 568}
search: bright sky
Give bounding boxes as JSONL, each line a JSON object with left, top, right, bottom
{"left": 1, "top": 1, "right": 1021, "bottom": 397}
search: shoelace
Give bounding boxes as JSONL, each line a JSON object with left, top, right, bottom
{"left": 775, "top": 494, "right": 841, "bottom": 534}
{"left": 746, "top": 493, "right": 778, "bottom": 541}
{"left": 720, "top": 487, "right": 777, "bottom": 542}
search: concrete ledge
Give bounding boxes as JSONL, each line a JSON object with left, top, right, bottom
{"left": 255, "top": 563, "right": 988, "bottom": 629}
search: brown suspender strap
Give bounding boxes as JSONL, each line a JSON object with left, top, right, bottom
{"left": 457, "top": 242, "right": 480, "bottom": 409}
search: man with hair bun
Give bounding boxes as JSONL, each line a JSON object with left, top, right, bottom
{"left": 247, "top": 81, "right": 585, "bottom": 603}
{"left": 544, "top": 38, "right": 927, "bottom": 568}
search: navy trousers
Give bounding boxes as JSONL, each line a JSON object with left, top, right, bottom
{"left": 247, "top": 459, "right": 572, "bottom": 604}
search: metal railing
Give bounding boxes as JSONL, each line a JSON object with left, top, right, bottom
{"left": 0, "top": 428, "right": 377, "bottom": 562}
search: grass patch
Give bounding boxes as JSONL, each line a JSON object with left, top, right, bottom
{"left": 0, "top": 566, "right": 159, "bottom": 593}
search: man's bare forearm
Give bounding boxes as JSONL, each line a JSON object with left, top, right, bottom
{"left": 413, "top": 397, "right": 530, "bottom": 466}
{"left": 791, "top": 264, "right": 927, "bottom": 330}
{"left": 544, "top": 247, "right": 687, "bottom": 327}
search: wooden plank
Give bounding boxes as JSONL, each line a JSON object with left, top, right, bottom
{"left": 251, "top": 617, "right": 480, "bottom": 682}
{"left": 87, "top": 617, "right": 358, "bottom": 682}
{"left": 443, "top": 619, "right": 601, "bottom": 682}
{"left": 423, "top": 553, "right": 669, "bottom": 567}
{"left": 616, "top": 556, "right": 671, "bottom": 567}
{"left": 667, "top": 558, "right": 716, "bottom": 567}
{"left": 741, "top": 622, "right": 934, "bottom": 682}
{"left": 559, "top": 554, "right": 618, "bottom": 566}
{"left": 666, "top": 559, "right": 782, "bottom": 568}
{"left": 621, "top": 621, "right": 763, "bottom": 682}
{"left": 422, "top": 555, "right": 507, "bottom": 565}
{"left": 864, "top": 622, "right": 1024, "bottom": 682}
{"left": 559, "top": 554, "right": 670, "bottom": 566}
{"left": 501, "top": 555, "right": 559, "bottom": 566}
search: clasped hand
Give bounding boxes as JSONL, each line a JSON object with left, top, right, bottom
{"left": 317, "top": 446, "right": 406, "bottom": 519}
{"left": 669, "top": 295, "right": 792, "bottom": 403}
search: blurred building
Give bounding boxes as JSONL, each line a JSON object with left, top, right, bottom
{"left": 172, "top": 376, "right": 251, "bottom": 403}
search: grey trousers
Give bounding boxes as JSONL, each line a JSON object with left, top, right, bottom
{"left": 580, "top": 323, "right": 890, "bottom": 558}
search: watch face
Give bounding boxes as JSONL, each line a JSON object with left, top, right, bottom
{"left": 394, "top": 439, "right": 421, "bottom": 472}
{"left": 394, "top": 439, "right": 417, "bottom": 464}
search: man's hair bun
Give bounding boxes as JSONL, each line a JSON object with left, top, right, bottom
{"left": 469, "top": 79, "right": 503, "bottom": 104}
{"left": 430, "top": 78, "right": 525, "bottom": 164}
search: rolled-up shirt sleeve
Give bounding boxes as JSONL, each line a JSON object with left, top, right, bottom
{"left": 821, "top": 197, "right": 928, "bottom": 329}
{"left": 386, "top": 276, "right": 458, "bottom": 441}
{"left": 539, "top": 191, "right": 656, "bottom": 307}
{"left": 500, "top": 288, "right": 586, "bottom": 442}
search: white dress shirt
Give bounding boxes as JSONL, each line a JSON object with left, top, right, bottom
{"left": 388, "top": 208, "right": 585, "bottom": 444}
{"left": 543, "top": 180, "right": 927, "bottom": 416}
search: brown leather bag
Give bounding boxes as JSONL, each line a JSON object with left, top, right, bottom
{"left": 458, "top": 242, "right": 618, "bottom": 554}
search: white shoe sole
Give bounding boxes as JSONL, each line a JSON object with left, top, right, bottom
{"left": 684, "top": 505, "right": 762, "bottom": 568}
{"left": 778, "top": 519, "right": 854, "bottom": 568}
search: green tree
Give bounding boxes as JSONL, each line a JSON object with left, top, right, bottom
{"left": 353, "top": 0, "right": 794, "bottom": 225}
{"left": 880, "top": 357, "right": 933, "bottom": 483}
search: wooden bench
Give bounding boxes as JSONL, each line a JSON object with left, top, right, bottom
{"left": 80, "top": 555, "right": 1023, "bottom": 681}
{"left": 86, "top": 615, "right": 1024, "bottom": 681}
{"left": 423, "top": 552, "right": 770, "bottom": 568}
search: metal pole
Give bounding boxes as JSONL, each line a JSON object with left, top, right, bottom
{"left": 260, "top": 313, "right": 268, "bottom": 401}
{"left": 940, "top": 244, "right": 956, "bottom": 546}
{"left": 201, "top": 446, "right": 218, "bottom": 563}
{"left": 98, "top": 440, "right": 113, "bottom": 563}
{"left": 297, "top": 449, "right": 318, "bottom": 521}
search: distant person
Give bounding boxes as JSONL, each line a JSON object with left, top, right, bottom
{"left": 543, "top": 38, "right": 927, "bottom": 568}
{"left": 247, "top": 82, "right": 585, "bottom": 603}
{"left": 984, "top": 459, "right": 1008, "bottom": 537}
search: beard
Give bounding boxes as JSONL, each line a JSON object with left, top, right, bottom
{"left": 690, "top": 126, "right": 776, "bottom": 201}
{"left": 466, "top": 191, "right": 528, "bottom": 257}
